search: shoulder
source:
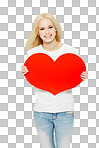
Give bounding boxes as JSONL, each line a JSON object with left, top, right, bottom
{"left": 27, "top": 45, "right": 40, "bottom": 57}
{"left": 63, "top": 43, "right": 79, "bottom": 55}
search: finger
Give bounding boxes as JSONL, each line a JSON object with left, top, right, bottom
{"left": 80, "top": 74, "right": 86, "bottom": 77}
{"left": 81, "top": 73, "right": 88, "bottom": 75}
{"left": 81, "top": 76, "right": 87, "bottom": 78}
{"left": 80, "top": 75, "right": 87, "bottom": 79}
{"left": 22, "top": 72, "right": 26, "bottom": 75}
{"left": 81, "top": 77, "right": 85, "bottom": 79}
{"left": 81, "top": 76, "right": 88, "bottom": 79}
{"left": 21, "top": 67, "right": 28, "bottom": 72}
{"left": 21, "top": 66, "right": 27, "bottom": 69}
{"left": 81, "top": 78, "right": 85, "bottom": 81}
{"left": 21, "top": 65, "right": 27, "bottom": 69}
{"left": 82, "top": 71, "right": 88, "bottom": 74}
{"left": 81, "top": 74, "right": 88, "bottom": 77}
{"left": 21, "top": 67, "right": 25, "bottom": 70}
{"left": 22, "top": 70, "right": 27, "bottom": 73}
{"left": 25, "top": 69, "right": 29, "bottom": 72}
{"left": 21, "top": 65, "right": 25, "bottom": 68}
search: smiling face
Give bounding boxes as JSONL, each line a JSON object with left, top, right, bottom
{"left": 38, "top": 17, "right": 57, "bottom": 43}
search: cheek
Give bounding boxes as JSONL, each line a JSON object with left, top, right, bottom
{"left": 52, "top": 29, "right": 56, "bottom": 34}
{"left": 52, "top": 31, "right": 56, "bottom": 37}
{"left": 39, "top": 31, "right": 44, "bottom": 37}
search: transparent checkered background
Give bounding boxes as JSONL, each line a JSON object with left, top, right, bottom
{"left": 0, "top": 0, "right": 99, "bottom": 148}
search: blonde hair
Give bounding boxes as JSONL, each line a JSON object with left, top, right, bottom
{"left": 25, "top": 13, "right": 62, "bottom": 50}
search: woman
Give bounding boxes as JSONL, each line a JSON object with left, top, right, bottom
{"left": 21, "top": 13, "right": 88, "bottom": 148}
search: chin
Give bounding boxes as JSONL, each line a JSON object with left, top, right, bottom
{"left": 44, "top": 38, "right": 55, "bottom": 43}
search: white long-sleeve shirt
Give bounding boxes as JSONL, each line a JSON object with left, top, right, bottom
{"left": 26, "top": 43, "right": 79, "bottom": 113}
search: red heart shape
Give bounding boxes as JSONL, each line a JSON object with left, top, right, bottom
{"left": 24, "top": 53, "right": 86, "bottom": 95}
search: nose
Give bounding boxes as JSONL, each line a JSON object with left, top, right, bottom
{"left": 45, "top": 29, "right": 50, "bottom": 34}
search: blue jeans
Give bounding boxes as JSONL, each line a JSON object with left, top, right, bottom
{"left": 33, "top": 111, "right": 74, "bottom": 148}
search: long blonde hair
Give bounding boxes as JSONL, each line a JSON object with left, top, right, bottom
{"left": 25, "top": 13, "right": 62, "bottom": 50}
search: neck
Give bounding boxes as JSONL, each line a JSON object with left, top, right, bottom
{"left": 42, "top": 38, "right": 60, "bottom": 51}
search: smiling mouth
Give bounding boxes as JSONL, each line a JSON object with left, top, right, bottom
{"left": 44, "top": 34, "right": 52, "bottom": 38}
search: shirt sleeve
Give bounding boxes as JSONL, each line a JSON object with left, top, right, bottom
{"left": 27, "top": 47, "right": 37, "bottom": 58}
{"left": 27, "top": 50, "right": 31, "bottom": 58}
{"left": 27, "top": 49, "right": 34, "bottom": 58}
{"left": 73, "top": 47, "right": 79, "bottom": 55}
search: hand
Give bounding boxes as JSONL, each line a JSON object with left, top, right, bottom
{"left": 80, "top": 71, "right": 88, "bottom": 81}
{"left": 21, "top": 65, "right": 29, "bottom": 76}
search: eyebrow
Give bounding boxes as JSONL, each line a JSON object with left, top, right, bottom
{"left": 39, "top": 25, "right": 53, "bottom": 28}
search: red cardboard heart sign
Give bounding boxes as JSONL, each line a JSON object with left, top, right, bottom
{"left": 24, "top": 53, "right": 86, "bottom": 95}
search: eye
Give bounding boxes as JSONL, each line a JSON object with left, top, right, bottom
{"left": 40, "top": 28, "right": 44, "bottom": 30}
{"left": 40, "top": 26, "right": 53, "bottom": 30}
{"left": 49, "top": 26, "right": 53, "bottom": 29}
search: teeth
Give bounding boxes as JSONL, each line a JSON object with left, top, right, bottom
{"left": 45, "top": 34, "right": 52, "bottom": 37}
